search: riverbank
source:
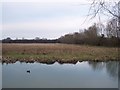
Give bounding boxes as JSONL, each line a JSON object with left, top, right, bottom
{"left": 2, "top": 43, "right": 119, "bottom": 64}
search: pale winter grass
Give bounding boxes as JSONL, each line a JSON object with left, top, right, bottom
{"left": 2, "top": 43, "right": 119, "bottom": 63}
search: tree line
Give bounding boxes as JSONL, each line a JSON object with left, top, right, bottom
{"left": 2, "top": 38, "right": 58, "bottom": 43}
{"left": 58, "top": 18, "right": 120, "bottom": 47}
{"left": 2, "top": 18, "right": 120, "bottom": 47}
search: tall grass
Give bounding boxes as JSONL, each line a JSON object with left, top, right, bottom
{"left": 2, "top": 43, "right": 119, "bottom": 63}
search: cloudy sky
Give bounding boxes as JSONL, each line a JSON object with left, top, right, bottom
{"left": 1, "top": 0, "right": 114, "bottom": 39}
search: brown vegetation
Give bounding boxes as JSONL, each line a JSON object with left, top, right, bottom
{"left": 2, "top": 43, "right": 119, "bottom": 64}
{"left": 58, "top": 23, "right": 120, "bottom": 47}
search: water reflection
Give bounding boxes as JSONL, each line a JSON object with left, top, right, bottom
{"left": 88, "top": 61, "right": 118, "bottom": 79}
{"left": 2, "top": 61, "right": 119, "bottom": 80}
{"left": 119, "top": 62, "right": 120, "bottom": 89}
{"left": 106, "top": 61, "right": 118, "bottom": 79}
{"left": 2, "top": 61, "right": 119, "bottom": 79}
{"left": 2, "top": 61, "right": 118, "bottom": 88}
{"left": 0, "top": 63, "right": 2, "bottom": 89}
{"left": 2, "top": 60, "right": 78, "bottom": 65}
{"left": 88, "top": 61, "right": 105, "bottom": 71}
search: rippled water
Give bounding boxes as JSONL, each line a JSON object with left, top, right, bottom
{"left": 2, "top": 61, "right": 118, "bottom": 88}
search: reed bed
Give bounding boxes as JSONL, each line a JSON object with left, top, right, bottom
{"left": 2, "top": 43, "right": 119, "bottom": 63}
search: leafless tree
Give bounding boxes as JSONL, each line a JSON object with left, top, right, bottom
{"left": 35, "top": 37, "right": 40, "bottom": 40}
{"left": 89, "top": 0, "right": 119, "bottom": 18}
{"left": 106, "top": 18, "right": 118, "bottom": 38}
{"left": 89, "top": 0, "right": 120, "bottom": 38}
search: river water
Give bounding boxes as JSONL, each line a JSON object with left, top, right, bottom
{"left": 1, "top": 61, "right": 118, "bottom": 88}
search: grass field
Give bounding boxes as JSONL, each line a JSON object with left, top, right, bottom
{"left": 2, "top": 43, "right": 119, "bottom": 64}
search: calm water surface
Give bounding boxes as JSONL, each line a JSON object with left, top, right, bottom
{"left": 2, "top": 61, "right": 118, "bottom": 88}
{"left": 0, "top": 62, "right": 1, "bottom": 89}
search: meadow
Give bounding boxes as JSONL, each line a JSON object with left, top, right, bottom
{"left": 2, "top": 43, "right": 119, "bottom": 64}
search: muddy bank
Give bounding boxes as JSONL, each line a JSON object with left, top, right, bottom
{"left": 1, "top": 57, "right": 119, "bottom": 65}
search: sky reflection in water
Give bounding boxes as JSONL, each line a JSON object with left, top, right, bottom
{"left": 2, "top": 61, "right": 118, "bottom": 88}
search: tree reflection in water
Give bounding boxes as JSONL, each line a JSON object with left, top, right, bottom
{"left": 106, "top": 61, "right": 118, "bottom": 79}
{"left": 88, "top": 61, "right": 105, "bottom": 71}
{"left": 88, "top": 61, "right": 118, "bottom": 79}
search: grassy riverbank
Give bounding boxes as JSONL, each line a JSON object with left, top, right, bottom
{"left": 2, "top": 43, "right": 119, "bottom": 64}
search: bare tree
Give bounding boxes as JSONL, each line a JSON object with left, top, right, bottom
{"left": 84, "top": 24, "right": 99, "bottom": 45}
{"left": 89, "top": 0, "right": 120, "bottom": 38}
{"left": 106, "top": 18, "right": 118, "bottom": 38}
{"left": 90, "top": 0, "right": 119, "bottom": 18}
{"left": 35, "top": 37, "right": 40, "bottom": 40}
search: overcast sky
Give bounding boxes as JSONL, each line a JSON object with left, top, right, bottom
{"left": 1, "top": 0, "right": 116, "bottom": 39}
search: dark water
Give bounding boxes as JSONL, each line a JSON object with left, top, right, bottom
{"left": 2, "top": 61, "right": 118, "bottom": 88}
